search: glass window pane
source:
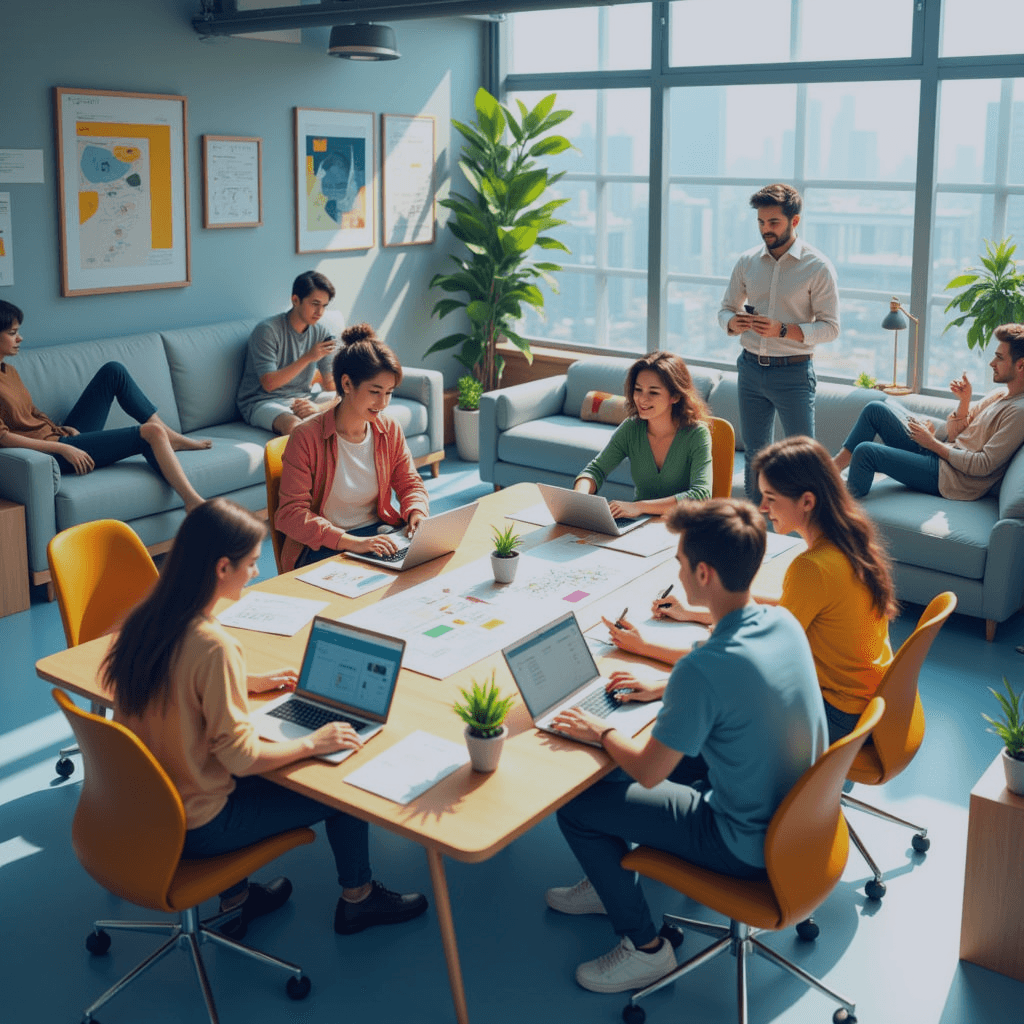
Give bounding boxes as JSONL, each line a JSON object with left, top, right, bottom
{"left": 923, "top": 299, "right": 995, "bottom": 392}
{"left": 804, "top": 82, "right": 919, "bottom": 182}
{"left": 941, "top": 0, "right": 1024, "bottom": 57}
{"left": 665, "top": 282, "right": 734, "bottom": 364}
{"left": 667, "top": 184, "right": 765, "bottom": 279}
{"left": 507, "top": 6, "right": 650, "bottom": 74}
{"left": 797, "top": 0, "right": 912, "bottom": 62}
{"left": 520, "top": 272, "right": 598, "bottom": 347}
{"left": 814, "top": 297, "right": 912, "bottom": 385}
{"left": 608, "top": 277, "right": 648, "bottom": 352}
{"left": 937, "top": 79, "right": 1003, "bottom": 185}
{"left": 607, "top": 184, "right": 648, "bottom": 271}
{"left": 1011, "top": 81, "right": 1024, "bottom": 185}
{"left": 932, "top": 191, "right": 986, "bottom": 301}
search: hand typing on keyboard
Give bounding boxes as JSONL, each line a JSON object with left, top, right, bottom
{"left": 607, "top": 499, "right": 641, "bottom": 520}
{"left": 550, "top": 705, "right": 607, "bottom": 745}
{"left": 604, "top": 671, "right": 666, "bottom": 704}
{"left": 306, "top": 721, "right": 364, "bottom": 757}
{"left": 347, "top": 531, "right": 400, "bottom": 557}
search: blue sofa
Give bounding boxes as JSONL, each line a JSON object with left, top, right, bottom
{"left": 479, "top": 355, "right": 1024, "bottom": 639}
{"left": 0, "top": 319, "right": 444, "bottom": 588}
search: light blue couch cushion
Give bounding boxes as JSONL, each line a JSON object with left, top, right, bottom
{"left": 387, "top": 399, "right": 428, "bottom": 440}
{"left": 998, "top": 445, "right": 1024, "bottom": 520}
{"left": 13, "top": 332, "right": 180, "bottom": 433}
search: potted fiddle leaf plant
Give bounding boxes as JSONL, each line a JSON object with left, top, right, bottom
{"left": 944, "top": 237, "right": 1024, "bottom": 351}
{"left": 426, "top": 87, "right": 573, "bottom": 394}
{"left": 453, "top": 669, "right": 516, "bottom": 772}
{"left": 982, "top": 676, "right": 1024, "bottom": 796}
{"left": 490, "top": 523, "right": 522, "bottom": 584}
{"left": 453, "top": 374, "right": 484, "bottom": 462}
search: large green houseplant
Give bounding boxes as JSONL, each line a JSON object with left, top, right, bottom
{"left": 426, "top": 88, "right": 573, "bottom": 394}
{"left": 943, "top": 237, "right": 1024, "bottom": 351}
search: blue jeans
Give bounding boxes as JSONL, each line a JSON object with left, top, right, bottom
{"left": 183, "top": 775, "right": 371, "bottom": 899}
{"left": 824, "top": 699, "right": 861, "bottom": 746}
{"left": 557, "top": 764, "right": 766, "bottom": 948}
{"left": 737, "top": 350, "right": 817, "bottom": 501}
{"left": 55, "top": 362, "right": 162, "bottom": 477}
{"left": 843, "top": 401, "right": 940, "bottom": 499}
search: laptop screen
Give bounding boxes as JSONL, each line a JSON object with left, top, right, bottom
{"left": 297, "top": 617, "right": 404, "bottom": 721}
{"left": 502, "top": 613, "right": 600, "bottom": 719}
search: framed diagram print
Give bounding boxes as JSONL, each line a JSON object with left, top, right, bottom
{"left": 54, "top": 87, "right": 190, "bottom": 296}
{"left": 294, "top": 107, "right": 375, "bottom": 253}
{"left": 202, "top": 135, "right": 262, "bottom": 229}
{"left": 382, "top": 113, "right": 436, "bottom": 247}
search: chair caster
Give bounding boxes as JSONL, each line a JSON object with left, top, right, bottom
{"left": 833, "top": 1009, "right": 857, "bottom": 1023}
{"left": 287, "top": 975, "right": 312, "bottom": 1001}
{"left": 865, "top": 878, "right": 886, "bottom": 900}
{"left": 622, "top": 1003, "right": 646, "bottom": 1024}
{"left": 85, "top": 929, "right": 111, "bottom": 955}
{"left": 56, "top": 757, "right": 76, "bottom": 778}
{"left": 659, "top": 922, "right": 685, "bottom": 949}
{"left": 912, "top": 833, "right": 930, "bottom": 853}
{"left": 796, "top": 917, "right": 820, "bottom": 941}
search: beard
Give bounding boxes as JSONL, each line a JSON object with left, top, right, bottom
{"left": 762, "top": 226, "right": 793, "bottom": 251}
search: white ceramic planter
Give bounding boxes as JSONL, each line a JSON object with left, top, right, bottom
{"left": 453, "top": 406, "right": 480, "bottom": 462}
{"left": 491, "top": 551, "right": 519, "bottom": 583}
{"left": 464, "top": 724, "right": 507, "bottom": 773}
{"left": 1002, "top": 748, "right": 1024, "bottom": 795}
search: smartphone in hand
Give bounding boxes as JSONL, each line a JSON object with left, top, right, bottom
{"left": 744, "top": 304, "right": 756, "bottom": 314}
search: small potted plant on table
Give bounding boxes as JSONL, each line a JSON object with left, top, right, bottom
{"left": 490, "top": 523, "right": 522, "bottom": 583}
{"left": 453, "top": 670, "right": 516, "bottom": 772}
{"left": 982, "top": 677, "right": 1024, "bottom": 795}
{"left": 453, "top": 375, "right": 483, "bottom": 462}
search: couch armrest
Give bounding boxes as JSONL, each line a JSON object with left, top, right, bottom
{"left": 0, "top": 448, "right": 60, "bottom": 575}
{"left": 478, "top": 376, "right": 568, "bottom": 483}
{"left": 984, "top": 518, "right": 1024, "bottom": 623}
{"left": 397, "top": 367, "right": 444, "bottom": 454}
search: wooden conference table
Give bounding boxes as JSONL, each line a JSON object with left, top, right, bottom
{"left": 36, "top": 483, "right": 802, "bottom": 1024}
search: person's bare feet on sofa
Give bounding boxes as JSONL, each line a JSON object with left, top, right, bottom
{"left": 148, "top": 414, "right": 213, "bottom": 451}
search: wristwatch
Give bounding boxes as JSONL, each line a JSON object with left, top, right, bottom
{"left": 779, "top": 323, "right": 788, "bottom": 338}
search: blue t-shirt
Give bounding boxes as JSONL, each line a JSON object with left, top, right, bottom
{"left": 652, "top": 603, "right": 827, "bottom": 868}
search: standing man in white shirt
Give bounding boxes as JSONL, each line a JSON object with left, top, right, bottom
{"left": 719, "top": 183, "right": 840, "bottom": 500}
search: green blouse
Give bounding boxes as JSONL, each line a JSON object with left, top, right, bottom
{"left": 577, "top": 417, "right": 713, "bottom": 502}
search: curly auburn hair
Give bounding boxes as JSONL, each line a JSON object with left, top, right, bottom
{"left": 624, "top": 351, "right": 709, "bottom": 429}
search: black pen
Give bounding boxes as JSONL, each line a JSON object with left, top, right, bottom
{"left": 614, "top": 606, "right": 629, "bottom": 628}
{"left": 656, "top": 584, "right": 673, "bottom": 609}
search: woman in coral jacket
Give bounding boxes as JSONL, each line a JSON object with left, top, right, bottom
{"left": 275, "top": 323, "right": 429, "bottom": 572}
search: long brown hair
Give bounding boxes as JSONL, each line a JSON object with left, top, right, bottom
{"left": 752, "top": 436, "right": 898, "bottom": 619}
{"left": 102, "top": 499, "right": 267, "bottom": 717}
{"left": 624, "top": 351, "right": 708, "bottom": 429}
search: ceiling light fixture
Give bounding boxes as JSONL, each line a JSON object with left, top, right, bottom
{"left": 328, "top": 23, "right": 400, "bottom": 61}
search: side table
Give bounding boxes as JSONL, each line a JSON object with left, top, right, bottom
{"left": 959, "top": 751, "right": 1024, "bottom": 981}
{"left": 0, "top": 499, "right": 30, "bottom": 617}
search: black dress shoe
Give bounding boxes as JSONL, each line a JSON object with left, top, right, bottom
{"left": 219, "top": 877, "right": 293, "bottom": 940}
{"left": 334, "top": 880, "right": 429, "bottom": 935}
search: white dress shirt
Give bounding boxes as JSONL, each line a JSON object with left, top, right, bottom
{"left": 718, "top": 236, "right": 840, "bottom": 359}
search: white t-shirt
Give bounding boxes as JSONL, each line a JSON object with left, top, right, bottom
{"left": 322, "top": 428, "right": 378, "bottom": 530}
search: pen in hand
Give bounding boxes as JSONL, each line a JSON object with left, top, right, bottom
{"left": 614, "top": 606, "right": 629, "bottom": 629}
{"left": 656, "top": 584, "right": 673, "bottom": 609}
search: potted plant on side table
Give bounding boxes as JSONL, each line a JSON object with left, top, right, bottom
{"left": 982, "top": 676, "right": 1024, "bottom": 795}
{"left": 453, "top": 375, "right": 483, "bottom": 462}
{"left": 490, "top": 523, "right": 522, "bottom": 583}
{"left": 453, "top": 670, "right": 515, "bottom": 773}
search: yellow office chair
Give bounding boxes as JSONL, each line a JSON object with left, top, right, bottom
{"left": 264, "top": 434, "right": 289, "bottom": 574}
{"left": 53, "top": 689, "right": 315, "bottom": 1024}
{"left": 842, "top": 591, "right": 957, "bottom": 900}
{"left": 48, "top": 519, "right": 159, "bottom": 779}
{"left": 709, "top": 416, "right": 736, "bottom": 499}
{"left": 619, "top": 697, "right": 885, "bottom": 1024}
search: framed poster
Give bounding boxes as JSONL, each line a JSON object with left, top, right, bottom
{"left": 294, "top": 107, "right": 375, "bottom": 253}
{"left": 382, "top": 114, "right": 436, "bottom": 247}
{"left": 202, "top": 135, "right": 262, "bottom": 229}
{"left": 54, "top": 87, "right": 190, "bottom": 296}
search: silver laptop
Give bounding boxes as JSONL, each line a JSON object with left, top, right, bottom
{"left": 537, "top": 483, "right": 651, "bottom": 536}
{"left": 346, "top": 501, "right": 479, "bottom": 571}
{"left": 252, "top": 616, "right": 405, "bottom": 763}
{"left": 502, "top": 611, "right": 663, "bottom": 746}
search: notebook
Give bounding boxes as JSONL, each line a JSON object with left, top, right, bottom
{"left": 501, "top": 611, "right": 663, "bottom": 746}
{"left": 345, "top": 502, "right": 479, "bottom": 571}
{"left": 252, "top": 616, "right": 405, "bottom": 763}
{"left": 537, "top": 483, "right": 651, "bottom": 537}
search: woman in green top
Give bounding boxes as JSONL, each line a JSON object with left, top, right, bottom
{"left": 573, "top": 351, "right": 713, "bottom": 518}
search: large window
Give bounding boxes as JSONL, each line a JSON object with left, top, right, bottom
{"left": 500, "top": 0, "right": 1024, "bottom": 394}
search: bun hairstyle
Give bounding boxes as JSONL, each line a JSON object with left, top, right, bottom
{"left": 332, "top": 322, "right": 403, "bottom": 392}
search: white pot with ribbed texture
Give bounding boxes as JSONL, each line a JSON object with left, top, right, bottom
{"left": 491, "top": 551, "right": 519, "bottom": 584}
{"left": 453, "top": 406, "right": 480, "bottom": 462}
{"left": 1002, "top": 748, "right": 1024, "bottom": 795}
{"left": 464, "top": 725, "right": 507, "bottom": 773}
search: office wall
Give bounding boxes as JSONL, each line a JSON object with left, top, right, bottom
{"left": 0, "top": 0, "right": 482, "bottom": 380}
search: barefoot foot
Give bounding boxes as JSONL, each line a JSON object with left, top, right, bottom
{"left": 172, "top": 436, "right": 213, "bottom": 451}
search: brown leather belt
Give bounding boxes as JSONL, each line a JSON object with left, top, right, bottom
{"left": 743, "top": 350, "right": 811, "bottom": 367}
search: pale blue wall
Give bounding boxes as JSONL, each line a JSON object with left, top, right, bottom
{"left": 0, "top": 0, "right": 481, "bottom": 380}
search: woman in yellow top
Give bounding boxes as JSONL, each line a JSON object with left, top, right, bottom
{"left": 605, "top": 436, "right": 897, "bottom": 744}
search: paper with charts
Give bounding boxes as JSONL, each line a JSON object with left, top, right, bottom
{"left": 297, "top": 559, "right": 393, "bottom": 599}
{"left": 217, "top": 591, "right": 328, "bottom": 636}
{"left": 341, "top": 534, "right": 649, "bottom": 678}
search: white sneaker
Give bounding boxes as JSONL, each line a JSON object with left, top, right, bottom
{"left": 575, "top": 936, "right": 677, "bottom": 994}
{"left": 545, "top": 877, "right": 607, "bottom": 915}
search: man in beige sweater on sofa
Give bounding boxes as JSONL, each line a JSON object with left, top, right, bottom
{"left": 834, "top": 323, "right": 1024, "bottom": 500}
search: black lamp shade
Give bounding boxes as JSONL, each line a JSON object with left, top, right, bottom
{"left": 328, "top": 23, "right": 400, "bottom": 60}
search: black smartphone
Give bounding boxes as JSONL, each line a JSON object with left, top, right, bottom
{"left": 743, "top": 304, "right": 756, "bottom": 314}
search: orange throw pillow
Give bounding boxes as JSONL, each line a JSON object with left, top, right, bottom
{"left": 580, "top": 390, "right": 628, "bottom": 425}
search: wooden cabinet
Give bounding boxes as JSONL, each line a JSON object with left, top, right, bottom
{"left": 959, "top": 751, "right": 1024, "bottom": 981}
{"left": 0, "top": 499, "right": 30, "bottom": 617}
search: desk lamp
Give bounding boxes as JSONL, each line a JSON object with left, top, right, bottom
{"left": 881, "top": 296, "right": 918, "bottom": 396}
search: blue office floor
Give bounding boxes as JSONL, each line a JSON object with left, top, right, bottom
{"left": 3, "top": 450, "right": 1023, "bottom": 1024}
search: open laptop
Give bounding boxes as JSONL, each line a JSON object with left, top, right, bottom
{"left": 537, "top": 483, "right": 651, "bottom": 537}
{"left": 252, "top": 616, "right": 405, "bottom": 763}
{"left": 345, "top": 501, "right": 479, "bottom": 571}
{"left": 502, "top": 611, "right": 663, "bottom": 746}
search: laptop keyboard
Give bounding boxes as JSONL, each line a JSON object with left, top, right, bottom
{"left": 577, "top": 687, "right": 620, "bottom": 719}
{"left": 266, "top": 699, "right": 365, "bottom": 731}
{"left": 612, "top": 516, "right": 635, "bottom": 529}
{"left": 365, "top": 549, "right": 405, "bottom": 563}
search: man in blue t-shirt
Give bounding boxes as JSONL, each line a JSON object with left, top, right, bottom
{"left": 547, "top": 498, "right": 827, "bottom": 995}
